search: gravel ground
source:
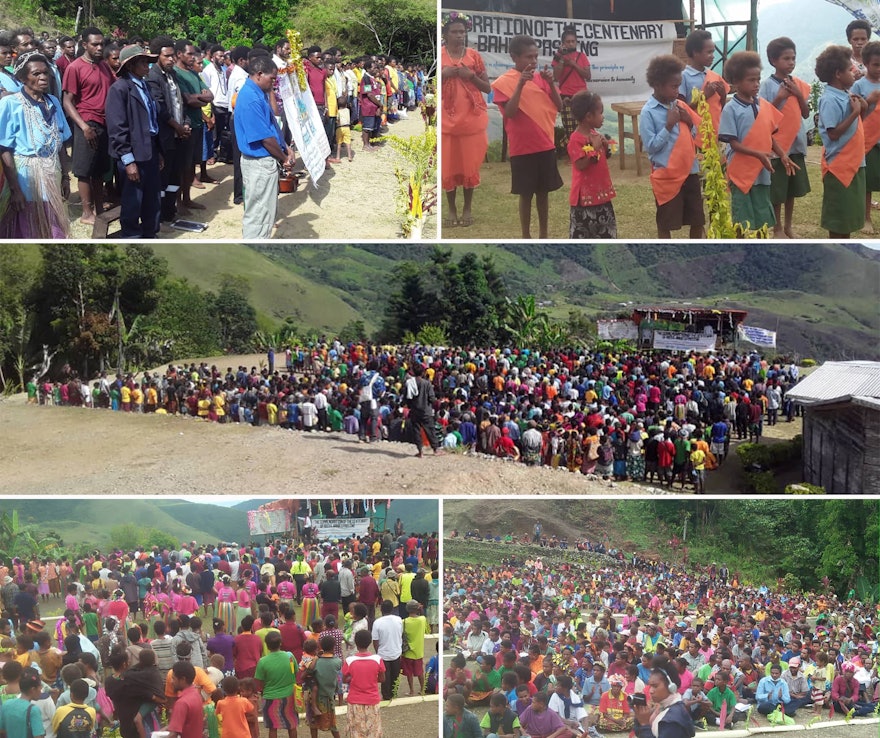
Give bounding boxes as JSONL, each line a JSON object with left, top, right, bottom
{"left": 65, "top": 113, "right": 437, "bottom": 241}
{"left": 0, "top": 392, "right": 641, "bottom": 495}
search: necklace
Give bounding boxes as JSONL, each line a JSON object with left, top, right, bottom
{"left": 446, "top": 46, "right": 466, "bottom": 63}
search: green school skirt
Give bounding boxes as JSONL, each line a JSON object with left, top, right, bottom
{"left": 821, "top": 168, "right": 866, "bottom": 234}
{"left": 865, "top": 145, "right": 880, "bottom": 191}
{"left": 730, "top": 183, "right": 775, "bottom": 230}
{"left": 769, "top": 153, "right": 811, "bottom": 204}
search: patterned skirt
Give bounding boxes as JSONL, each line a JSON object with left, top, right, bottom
{"left": 570, "top": 202, "right": 617, "bottom": 239}
{"left": 301, "top": 596, "right": 318, "bottom": 628}
{"left": 346, "top": 703, "right": 383, "bottom": 738}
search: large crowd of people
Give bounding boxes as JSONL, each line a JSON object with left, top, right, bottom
{"left": 443, "top": 532, "right": 879, "bottom": 737}
{"left": 0, "top": 526, "right": 439, "bottom": 738}
{"left": 0, "top": 26, "right": 431, "bottom": 239}
{"left": 28, "top": 343, "right": 805, "bottom": 489}
{"left": 442, "top": 14, "right": 880, "bottom": 239}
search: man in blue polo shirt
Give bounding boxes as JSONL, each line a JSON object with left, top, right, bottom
{"left": 232, "top": 53, "right": 295, "bottom": 239}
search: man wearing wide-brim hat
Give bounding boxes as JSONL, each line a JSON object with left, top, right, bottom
{"left": 106, "top": 44, "right": 163, "bottom": 237}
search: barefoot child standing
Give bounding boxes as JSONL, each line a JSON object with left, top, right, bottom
{"left": 759, "top": 37, "right": 811, "bottom": 238}
{"left": 851, "top": 41, "right": 880, "bottom": 233}
{"left": 491, "top": 35, "right": 563, "bottom": 238}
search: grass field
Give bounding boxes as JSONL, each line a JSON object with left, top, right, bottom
{"left": 443, "top": 146, "right": 843, "bottom": 240}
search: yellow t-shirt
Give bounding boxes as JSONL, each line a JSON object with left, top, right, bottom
{"left": 121, "top": 386, "right": 131, "bottom": 403}
{"left": 690, "top": 449, "right": 706, "bottom": 471}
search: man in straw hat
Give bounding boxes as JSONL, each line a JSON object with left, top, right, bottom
{"left": 106, "top": 43, "right": 163, "bottom": 237}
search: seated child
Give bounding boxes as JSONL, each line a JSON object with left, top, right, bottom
{"left": 816, "top": 44, "right": 868, "bottom": 237}
{"left": 491, "top": 35, "right": 564, "bottom": 238}
{"left": 810, "top": 669, "right": 827, "bottom": 715}
{"left": 566, "top": 90, "right": 617, "bottom": 238}
{"left": 640, "top": 55, "right": 705, "bottom": 239}
{"left": 719, "top": 51, "right": 797, "bottom": 231}
{"left": 759, "top": 37, "right": 812, "bottom": 237}
{"left": 480, "top": 690, "right": 523, "bottom": 738}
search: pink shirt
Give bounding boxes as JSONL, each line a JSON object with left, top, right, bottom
{"left": 343, "top": 653, "right": 384, "bottom": 705}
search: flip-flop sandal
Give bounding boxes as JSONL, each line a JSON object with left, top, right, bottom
{"left": 459, "top": 216, "right": 474, "bottom": 227}
{"left": 443, "top": 218, "right": 459, "bottom": 228}
{"left": 872, "top": 200, "right": 880, "bottom": 210}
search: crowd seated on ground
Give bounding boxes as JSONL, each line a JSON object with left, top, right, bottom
{"left": 443, "top": 534, "right": 879, "bottom": 734}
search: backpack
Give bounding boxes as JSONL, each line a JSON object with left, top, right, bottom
{"left": 360, "top": 371, "right": 385, "bottom": 397}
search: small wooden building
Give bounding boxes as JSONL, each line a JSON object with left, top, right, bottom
{"left": 786, "top": 362, "right": 880, "bottom": 494}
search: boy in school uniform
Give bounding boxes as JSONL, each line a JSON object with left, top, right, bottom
{"left": 491, "top": 35, "right": 564, "bottom": 239}
{"left": 718, "top": 51, "right": 797, "bottom": 231}
{"left": 851, "top": 40, "right": 880, "bottom": 232}
{"left": 759, "top": 37, "right": 812, "bottom": 238}
{"left": 640, "top": 55, "right": 705, "bottom": 239}
{"left": 815, "top": 44, "right": 868, "bottom": 238}
{"left": 679, "top": 29, "right": 730, "bottom": 148}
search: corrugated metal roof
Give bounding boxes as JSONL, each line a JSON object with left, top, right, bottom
{"left": 787, "top": 361, "right": 880, "bottom": 405}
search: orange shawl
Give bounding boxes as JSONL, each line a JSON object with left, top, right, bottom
{"left": 491, "top": 69, "right": 558, "bottom": 144}
{"left": 650, "top": 100, "right": 697, "bottom": 206}
{"left": 727, "top": 99, "right": 783, "bottom": 194}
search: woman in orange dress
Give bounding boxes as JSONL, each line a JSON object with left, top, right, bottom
{"left": 441, "top": 13, "right": 490, "bottom": 228}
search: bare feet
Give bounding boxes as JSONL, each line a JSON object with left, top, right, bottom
{"left": 783, "top": 229, "right": 799, "bottom": 238}
{"left": 772, "top": 227, "right": 788, "bottom": 239}
{"left": 327, "top": 157, "right": 341, "bottom": 164}
{"left": 183, "top": 200, "right": 206, "bottom": 210}
{"left": 191, "top": 179, "right": 206, "bottom": 189}
{"left": 80, "top": 213, "right": 96, "bottom": 225}
{"left": 861, "top": 220, "right": 874, "bottom": 234}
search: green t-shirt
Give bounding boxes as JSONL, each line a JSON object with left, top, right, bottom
{"left": 706, "top": 686, "right": 736, "bottom": 713}
{"left": 480, "top": 710, "right": 521, "bottom": 733}
{"left": 314, "top": 655, "right": 342, "bottom": 702}
{"left": 26, "top": 381, "right": 36, "bottom": 399}
{"left": 253, "top": 650, "right": 296, "bottom": 699}
{"left": 83, "top": 612, "right": 99, "bottom": 637}
{"left": 403, "top": 615, "right": 427, "bottom": 659}
{"left": 472, "top": 668, "right": 502, "bottom": 692}
{"left": 174, "top": 67, "right": 206, "bottom": 129}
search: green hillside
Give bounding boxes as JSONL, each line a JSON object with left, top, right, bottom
{"left": 250, "top": 243, "right": 879, "bottom": 360}
{"left": 14, "top": 243, "right": 879, "bottom": 360}
{"left": 7, "top": 499, "right": 249, "bottom": 549}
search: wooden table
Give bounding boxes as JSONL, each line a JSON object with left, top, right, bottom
{"left": 611, "top": 100, "right": 647, "bottom": 176}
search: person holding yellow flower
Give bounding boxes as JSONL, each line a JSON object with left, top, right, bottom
{"left": 566, "top": 90, "right": 617, "bottom": 238}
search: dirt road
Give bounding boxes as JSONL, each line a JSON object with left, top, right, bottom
{"left": 65, "top": 114, "right": 437, "bottom": 241}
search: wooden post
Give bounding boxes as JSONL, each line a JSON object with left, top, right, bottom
{"left": 749, "top": 0, "right": 759, "bottom": 51}
{"left": 566, "top": 0, "right": 573, "bottom": 19}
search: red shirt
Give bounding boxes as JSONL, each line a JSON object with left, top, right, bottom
{"left": 305, "top": 61, "right": 326, "bottom": 105}
{"left": 167, "top": 685, "right": 204, "bottom": 738}
{"left": 657, "top": 440, "right": 675, "bottom": 468}
{"left": 567, "top": 129, "right": 616, "bottom": 207}
{"left": 233, "top": 633, "right": 263, "bottom": 676}
{"left": 494, "top": 74, "right": 555, "bottom": 157}
{"left": 279, "top": 621, "right": 306, "bottom": 661}
{"left": 359, "top": 74, "right": 380, "bottom": 117}
{"left": 552, "top": 52, "right": 590, "bottom": 97}
{"left": 62, "top": 56, "right": 114, "bottom": 125}
{"left": 343, "top": 653, "right": 384, "bottom": 705}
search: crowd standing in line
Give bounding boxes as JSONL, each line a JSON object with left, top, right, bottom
{"left": 440, "top": 15, "right": 880, "bottom": 240}
{"left": 0, "top": 26, "right": 431, "bottom": 239}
